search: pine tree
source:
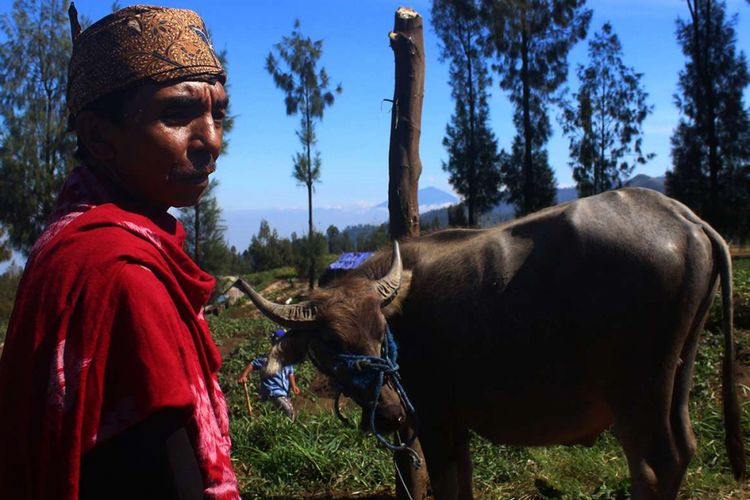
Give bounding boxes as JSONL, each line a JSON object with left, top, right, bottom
{"left": 559, "top": 22, "right": 653, "bottom": 197}
{"left": 482, "top": 0, "right": 591, "bottom": 215}
{"left": 0, "top": 0, "right": 76, "bottom": 254}
{"left": 178, "top": 180, "right": 232, "bottom": 275}
{"left": 266, "top": 20, "right": 341, "bottom": 289}
{"left": 433, "top": 0, "right": 503, "bottom": 226}
{"left": 667, "top": 0, "right": 750, "bottom": 238}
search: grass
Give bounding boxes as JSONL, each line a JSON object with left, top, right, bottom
{"left": 213, "top": 262, "right": 750, "bottom": 499}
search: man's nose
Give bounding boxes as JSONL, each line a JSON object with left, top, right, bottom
{"left": 192, "top": 113, "right": 222, "bottom": 159}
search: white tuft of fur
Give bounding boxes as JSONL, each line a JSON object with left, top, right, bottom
{"left": 261, "top": 346, "right": 283, "bottom": 377}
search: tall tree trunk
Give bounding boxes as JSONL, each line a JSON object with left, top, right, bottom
{"left": 521, "top": 23, "right": 533, "bottom": 215}
{"left": 388, "top": 7, "right": 424, "bottom": 240}
{"left": 466, "top": 29, "right": 476, "bottom": 227}
{"left": 305, "top": 96, "right": 316, "bottom": 290}
{"left": 688, "top": 0, "right": 708, "bottom": 215}
{"left": 703, "top": 0, "right": 720, "bottom": 226}
{"left": 307, "top": 179, "right": 314, "bottom": 290}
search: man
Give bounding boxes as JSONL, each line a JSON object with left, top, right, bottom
{"left": 238, "top": 329, "right": 301, "bottom": 420}
{"left": 0, "top": 4, "right": 239, "bottom": 499}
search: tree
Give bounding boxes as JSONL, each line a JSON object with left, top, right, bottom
{"left": 266, "top": 20, "right": 341, "bottom": 289}
{"left": 559, "top": 22, "right": 653, "bottom": 197}
{"left": 0, "top": 0, "right": 76, "bottom": 254}
{"left": 293, "top": 231, "right": 328, "bottom": 280}
{"left": 433, "top": 0, "right": 503, "bottom": 226}
{"left": 247, "top": 219, "right": 292, "bottom": 272}
{"left": 667, "top": 0, "right": 750, "bottom": 239}
{"left": 178, "top": 180, "right": 232, "bottom": 275}
{"left": 482, "top": 0, "right": 591, "bottom": 215}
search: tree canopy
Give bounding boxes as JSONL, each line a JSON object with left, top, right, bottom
{"left": 559, "top": 22, "right": 653, "bottom": 197}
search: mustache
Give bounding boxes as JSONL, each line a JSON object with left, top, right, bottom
{"left": 172, "top": 155, "right": 216, "bottom": 180}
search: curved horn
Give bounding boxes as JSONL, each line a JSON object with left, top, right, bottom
{"left": 375, "top": 241, "right": 402, "bottom": 307}
{"left": 235, "top": 279, "right": 318, "bottom": 328}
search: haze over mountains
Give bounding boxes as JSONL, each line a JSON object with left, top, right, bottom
{"left": 223, "top": 175, "right": 665, "bottom": 250}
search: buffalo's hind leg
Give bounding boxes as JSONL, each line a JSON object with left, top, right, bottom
{"left": 613, "top": 351, "right": 693, "bottom": 500}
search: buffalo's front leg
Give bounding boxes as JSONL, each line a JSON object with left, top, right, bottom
{"left": 394, "top": 424, "right": 430, "bottom": 500}
{"left": 419, "top": 421, "right": 473, "bottom": 500}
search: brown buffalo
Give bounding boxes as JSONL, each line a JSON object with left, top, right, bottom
{"left": 241, "top": 188, "right": 744, "bottom": 499}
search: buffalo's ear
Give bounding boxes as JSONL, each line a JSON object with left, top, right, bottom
{"left": 262, "top": 329, "right": 311, "bottom": 376}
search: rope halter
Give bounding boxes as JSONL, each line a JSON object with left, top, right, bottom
{"left": 309, "top": 324, "right": 420, "bottom": 453}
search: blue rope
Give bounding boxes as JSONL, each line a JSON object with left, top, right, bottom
{"left": 309, "top": 325, "right": 419, "bottom": 452}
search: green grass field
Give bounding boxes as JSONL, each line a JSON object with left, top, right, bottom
{"left": 212, "top": 259, "right": 750, "bottom": 499}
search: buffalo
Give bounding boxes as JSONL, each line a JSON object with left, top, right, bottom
{"left": 241, "top": 188, "right": 744, "bottom": 499}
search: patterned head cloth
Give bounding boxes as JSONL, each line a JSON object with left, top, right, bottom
{"left": 67, "top": 3, "right": 226, "bottom": 116}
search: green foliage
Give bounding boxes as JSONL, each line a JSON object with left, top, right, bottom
{"left": 0, "top": 0, "right": 76, "bottom": 254}
{"left": 667, "top": 0, "right": 750, "bottom": 240}
{"left": 325, "top": 224, "right": 353, "bottom": 254}
{"left": 293, "top": 231, "right": 328, "bottom": 282}
{"left": 482, "top": 0, "right": 591, "bottom": 215}
{"left": 433, "top": 0, "right": 504, "bottom": 226}
{"left": 240, "top": 267, "right": 297, "bottom": 294}
{"left": 559, "top": 22, "right": 654, "bottom": 197}
{"left": 246, "top": 219, "right": 294, "bottom": 272}
{"left": 355, "top": 223, "right": 390, "bottom": 252}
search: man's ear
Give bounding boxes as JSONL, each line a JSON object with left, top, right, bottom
{"left": 262, "top": 329, "right": 311, "bottom": 376}
{"left": 75, "top": 111, "right": 119, "bottom": 163}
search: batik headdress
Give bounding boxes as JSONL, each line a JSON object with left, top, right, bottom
{"left": 67, "top": 3, "right": 226, "bottom": 115}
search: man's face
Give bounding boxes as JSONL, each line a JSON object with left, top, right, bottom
{"left": 108, "top": 80, "right": 228, "bottom": 210}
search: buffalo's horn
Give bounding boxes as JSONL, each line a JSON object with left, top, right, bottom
{"left": 375, "top": 241, "right": 402, "bottom": 306}
{"left": 235, "top": 279, "right": 318, "bottom": 328}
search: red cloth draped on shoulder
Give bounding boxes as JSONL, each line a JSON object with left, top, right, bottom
{"left": 0, "top": 166, "right": 239, "bottom": 499}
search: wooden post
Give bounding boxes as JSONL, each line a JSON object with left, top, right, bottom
{"left": 388, "top": 7, "right": 425, "bottom": 240}
{"left": 388, "top": 9, "right": 430, "bottom": 498}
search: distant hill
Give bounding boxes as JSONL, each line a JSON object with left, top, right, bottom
{"left": 223, "top": 186, "right": 457, "bottom": 250}
{"left": 223, "top": 177, "right": 667, "bottom": 250}
{"left": 375, "top": 186, "right": 457, "bottom": 210}
{"left": 625, "top": 174, "right": 666, "bottom": 192}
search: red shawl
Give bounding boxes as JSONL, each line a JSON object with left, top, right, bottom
{"left": 0, "top": 166, "right": 239, "bottom": 499}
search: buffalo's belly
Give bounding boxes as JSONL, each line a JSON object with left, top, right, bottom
{"left": 463, "top": 390, "right": 614, "bottom": 447}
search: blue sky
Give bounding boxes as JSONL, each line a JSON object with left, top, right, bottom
{"left": 6, "top": 0, "right": 750, "bottom": 212}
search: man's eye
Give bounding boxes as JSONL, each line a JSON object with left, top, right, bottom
{"left": 161, "top": 109, "right": 192, "bottom": 123}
